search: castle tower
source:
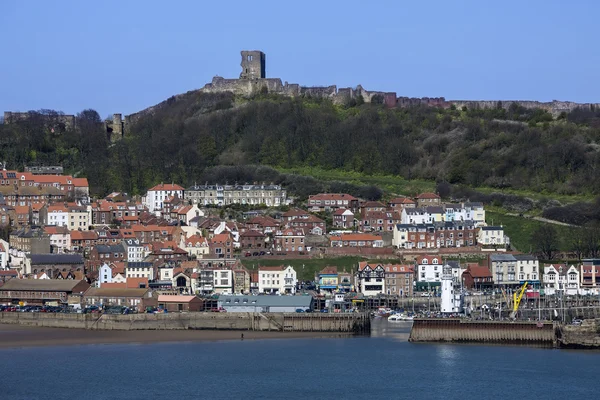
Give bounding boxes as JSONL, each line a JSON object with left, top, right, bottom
{"left": 240, "top": 50, "right": 266, "bottom": 80}
{"left": 112, "top": 113, "right": 123, "bottom": 137}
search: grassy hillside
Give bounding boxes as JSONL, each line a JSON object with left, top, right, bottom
{"left": 486, "top": 211, "right": 573, "bottom": 252}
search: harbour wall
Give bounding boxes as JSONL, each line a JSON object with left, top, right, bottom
{"left": 0, "top": 312, "right": 370, "bottom": 333}
{"left": 556, "top": 319, "right": 600, "bottom": 349}
{"left": 409, "top": 319, "right": 557, "bottom": 347}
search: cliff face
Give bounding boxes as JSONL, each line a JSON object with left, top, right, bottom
{"left": 558, "top": 319, "right": 600, "bottom": 348}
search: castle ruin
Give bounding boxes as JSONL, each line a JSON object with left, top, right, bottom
{"left": 3, "top": 50, "right": 600, "bottom": 134}
{"left": 201, "top": 50, "right": 600, "bottom": 115}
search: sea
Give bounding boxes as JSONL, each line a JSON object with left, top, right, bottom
{"left": 1, "top": 320, "right": 599, "bottom": 400}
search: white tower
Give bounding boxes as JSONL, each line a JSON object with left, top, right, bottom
{"left": 440, "top": 264, "right": 454, "bottom": 313}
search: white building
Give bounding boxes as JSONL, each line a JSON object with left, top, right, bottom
{"left": 356, "top": 263, "right": 386, "bottom": 296}
{"left": 98, "top": 263, "right": 113, "bottom": 287}
{"left": 213, "top": 269, "right": 233, "bottom": 294}
{"left": 123, "top": 238, "right": 144, "bottom": 262}
{"left": 126, "top": 262, "right": 154, "bottom": 280}
{"left": 401, "top": 208, "right": 433, "bottom": 225}
{"left": 514, "top": 254, "right": 540, "bottom": 284}
{"left": 543, "top": 264, "right": 579, "bottom": 296}
{"left": 44, "top": 226, "right": 71, "bottom": 254}
{"left": 143, "top": 183, "right": 185, "bottom": 215}
{"left": 478, "top": 226, "right": 508, "bottom": 248}
{"left": 416, "top": 255, "right": 444, "bottom": 284}
{"left": 0, "top": 239, "right": 9, "bottom": 269}
{"left": 258, "top": 265, "right": 297, "bottom": 294}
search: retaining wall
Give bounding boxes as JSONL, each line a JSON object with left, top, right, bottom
{"left": 0, "top": 312, "right": 370, "bottom": 333}
{"left": 409, "top": 319, "right": 557, "bottom": 347}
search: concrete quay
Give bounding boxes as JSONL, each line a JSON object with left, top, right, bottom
{"left": 0, "top": 312, "right": 371, "bottom": 334}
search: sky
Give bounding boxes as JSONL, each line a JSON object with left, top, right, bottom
{"left": 1, "top": 0, "right": 599, "bottom": 117}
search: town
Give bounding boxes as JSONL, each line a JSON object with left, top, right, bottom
{"left": 0, "top": 165, "right": 599, "bottom": 319}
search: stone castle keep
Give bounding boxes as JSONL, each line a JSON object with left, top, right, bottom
{"left": 4, "top": 50, "right": 600, "bottom": 138}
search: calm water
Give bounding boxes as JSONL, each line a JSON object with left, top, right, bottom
{"left": 1, "top": 320, "right": 598, "bottom": 400}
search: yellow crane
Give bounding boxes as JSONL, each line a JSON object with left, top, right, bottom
{"left": 509, "top": 281, "right": 528, "bottom": 319}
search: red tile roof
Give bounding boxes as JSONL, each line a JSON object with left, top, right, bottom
{"left": 148, "top": 183, "right": 184, "bottom": 191}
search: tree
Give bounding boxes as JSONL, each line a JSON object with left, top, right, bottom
{"left": 532, "top": 224, "right": 559, "bottom": 260}
{"left": 570, "top": 227, "right": 587, "bottom": 260}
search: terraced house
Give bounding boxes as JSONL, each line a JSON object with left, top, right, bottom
{"left": 186, "top": 184, "right": 286, "bottom": 207}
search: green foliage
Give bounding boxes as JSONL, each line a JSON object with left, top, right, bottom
{"left": 2, "top": 94, "right": 600, "bottom": 201}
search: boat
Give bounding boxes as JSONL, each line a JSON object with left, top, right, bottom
{"left": 388, "top": 313, "right": 414, "bottom": 322}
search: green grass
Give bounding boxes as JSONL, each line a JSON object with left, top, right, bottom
{"left": 279, "top": 166, "right": 594, "bottom": 206}
{"left": 486, "top": 211, "right": 574, "bottom": 253}
{"left": 475, "top": 185, "right": 594, "bottom": 205}
{"left": 277, "top": 166, "right": 435, "bottom": 197}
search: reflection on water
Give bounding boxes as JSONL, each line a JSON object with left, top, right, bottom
{"left": 370, "top": 317, "right": 412, "bottom": 341}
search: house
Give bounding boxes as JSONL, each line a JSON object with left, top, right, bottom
{"left": 143, "top": 183, "right": 185, "bottom": 215}
{"left": 489, "top": 254, "right": 518, "bottom": 287}
{"left": 543, "top": 264, "right": 579, "bottom": 296}
{"left": 83, "top": 287, "right": 149, "bottom": 311}
{"left": 0, "top": 279, "right": 90, "bottom": 305}
{"left": 401, "top": 208, "right": 432, "bottom": 225}
{"left": 329, "top": 233, "right": 383, "bottom": 248}
{"left": 70, "top": 230, "right": 98, "bottom": 253}
{"left": 360, "top": 209, "right": 402, "bottom": 233}
{"left": 257, "top": 265, "right": 297, "bottom": 294}
{"left": 332, "top": 208, "right": 355, "bottom": 229}
{"left": 463, "top": 202, "right": 486, "bottom": 226}
{"left": 182, "top": 234, "right": 210, "bottom": 258}
{"left": 434, "top": 221, "right": 477, "bottom": 248}
{"left": 148, "top": 241, "right": 188, "bottom": 262}
{"left": 98, "top": 263, "right": 113, "bottom": 287}
{"left": 208, "top": 233, "right": 234, "bottom": 259}
{"left": 393, "top": 224, "right": 435, "bottom": 249}
{"left": 579, "top": 259, "right": 600, "bottom": 294}
{"left": 123, "top": 238, "right": 145, "bottom": 262}
{"left": 316, "top": 266, "right": 338, "bottom": 292}
{"left": 157, "top": 295, "right": 203, "bottom": 312}
{"left": 126, "top": 262, "right": 155, "bottom": 280}
{"left": 218, "top": 294, "right": 313, "bottom": 313}
{"left": 170, "top": 204, "right": 204, "bottom": 224}
{"left": 273, "top": 228, "right": 305, "bottom": 253}
{"left": 239, "top": 230, "right": 267, "bottom": 249}
{"left": 381, "top": 263, "right": 414, "bottom": 297}
{"left": 87, "top": 244, "right": 127, "bottom": 273}
{"left": 388, "top": 197, "right": 416, "bottom": 210}
{"left": 285, "top": 213, "right": 326, "bottom": 235}
{"left": 10, "top": 227, "right": 50, "bottom": 253}
{"left": 186, "top": 184, "right": 287, "bottom": 207}
{"left": 212, "top": 269, "right": 233, "bottom": 294}
{"left": 478, "top": 226, "right": 508, "bottom": 249}
{"left": 355, "top": 262, "right": 385, "bottom": 296}
{"left": 462, "top": 264, "right": 494, "bottom": 290}
{"left": 415, "top": 255, "right": 444, "bottom": 288}
{"left": 307, "top": 193, "right": 359, "bottom": 213}
{"left": 514, "top": 254, "right": 540, "bottom": 285}
{"left": 44, "top": 225, "right": 71, "bottom": 254}
{"left": 415, "top": 192, "right": 441, "bottom": 208}
{"left": 245, "top": 215, "right": 280, "bottom": 234}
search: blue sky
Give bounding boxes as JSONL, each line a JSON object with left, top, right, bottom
{"left": 1, "top": 0, "right": 598, "bottom": 117}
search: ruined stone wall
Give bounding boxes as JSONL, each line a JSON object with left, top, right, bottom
{"left": 448, "top": 100, "right": 600, "bottom": 116}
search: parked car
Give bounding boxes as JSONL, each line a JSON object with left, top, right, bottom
{"left": 420, "top": 292, "right": 431, "bottom": 297}
{"left": 244, "top": 252, "right": 251, "bottom": 257}
{"left": 295, "top": 309, "right": 305, "bottom": 313}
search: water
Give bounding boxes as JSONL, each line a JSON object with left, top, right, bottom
{"left": 1, "top": 320, "right": 598, "bottom": 400}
